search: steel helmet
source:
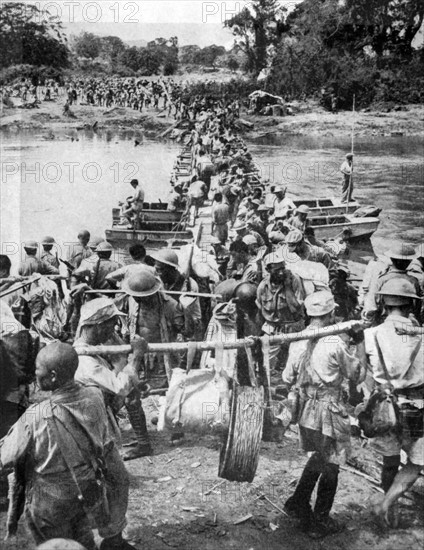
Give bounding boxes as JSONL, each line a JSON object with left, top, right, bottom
{"left": 386, "top": 243, "right": 417, "bottom": 261}
{"left": 305, "top": 290, "right": 335, "bottom": 316}
{"left": 88, "top": 236, "right": 104, "bottom": 250}
{"left": 96, "top": 241, "right": 113, "bottom": 253}
{"left": 285, "top": 229, "right": 303, "bottom": 244}
{"left": 377, "top": 278, "right": 421, "bottom": 305}
{"left": 258, "top": 204, "right": 271, "bottom": 212}
{"left": 41, "top": 236, "right": 56, "bottom": 245}
{"left": 215, "top": 279, "right": 240, "bottom": 302}
{"left": 24, "top": 240, "right": 38, "bottom": 250}
{"left": 149, "top": 249, "right": 179, "bottom": 269}
{"left": 122, "top": 267, "right": 162, "bottom": 297}
{"left": 296, "top": 204, "right": 310, "bottom": 214}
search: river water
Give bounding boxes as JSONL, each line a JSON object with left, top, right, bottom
{"left": 1, "top": 129, "right": 423, "bottom": 273}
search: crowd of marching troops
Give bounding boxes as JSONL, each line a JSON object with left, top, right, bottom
{"left": 0, "top": 88, "right": 423, "bottom": 548}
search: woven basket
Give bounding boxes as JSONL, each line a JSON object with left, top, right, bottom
{"left": 218, "top": 384, "right": 265, "bottom": 483}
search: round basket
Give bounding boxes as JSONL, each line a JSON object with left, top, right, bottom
{"left": 218, "top": 384, "right": 265, "bottom": 483}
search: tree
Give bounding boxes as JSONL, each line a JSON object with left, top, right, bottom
{"left": 227, "top": 56, "right": 240, "bottom": 73}
{"left": 224, "top": 0, "right": 288, "bottom": 74}
{"left": 99, "top": 35, "right": 126, "bottom": 64}
{"left": 118, "top": 46, "right": 161, "bottom": 75}
{"left": 73, "top": 31, "right": 101, "bottom": 59}
{"left": 345, "top": 0, "right": 424, "bottom": 57}
{"left": 0, "top": 2, "right": 69, "bottom": 68}
{"left": 195, "top": 45, "right": 226, "bottom": 67}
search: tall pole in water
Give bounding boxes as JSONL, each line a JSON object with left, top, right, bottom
{"left": 346, "top": 94, "right": 355, "bottom": 214}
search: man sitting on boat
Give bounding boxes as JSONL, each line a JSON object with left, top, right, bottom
{"left": 272, "top": 186, "right": 296, "bottom": 221}
{"left": 121, "top": 179, "right": 145, "bottom": 229}
{"left": 289, "top": 204, "right": 310, "bottom": 233}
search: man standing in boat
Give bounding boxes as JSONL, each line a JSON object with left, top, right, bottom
{"left": 122, "top": 179, "right": 145, "bottom": 228}
{"left": 340, "top": 153, "right": 354, "bottom": 203}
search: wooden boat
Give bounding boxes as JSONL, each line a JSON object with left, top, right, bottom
{"left": 107, "top": 208, "right": 193, "bottom": 247}
{"left": 112, "top": 205, "right": 184, "bottom": 223}
{"left": 292, "top": 197, "right": 360, "bottom": 215}
{"left": 106, "top": 226, "right": 194, "bottom": 247}
{"left": 309, "top": 213, "right": 380, "bottom": 241}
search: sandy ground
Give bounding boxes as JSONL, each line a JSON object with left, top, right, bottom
{"left": 1, "top": 94, "right": 423, "bottom": 139}
{"left": 1, "top": 396, "right": 424, "bottom": 550}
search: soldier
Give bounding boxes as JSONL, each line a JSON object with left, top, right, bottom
{"left": 19, "top": 241, "right": 59, "bottom": 276}
{"left": 289, "top": 205, "right": 310, "bottom": 233}
{"left": 122, "top": 267, "right": 184, "bottom": 389}
{"left": 283, "top": 229, "right": 333, "bottom": 269}
{"left": 0, "top": 343, "right": 134, "bottom": 550}
{"left": 67, "top": 229, "right": 92, "bottom": 270}
{"left": 282, "top": 291, "right": 366, "bottom": 537}
{"left": 74, "top": 298, "right": 152, "bottom": 461}
{"left": 256, "top": 250, "right": 306, "bottom": 373}
{"left": 362, "top": 243, "right": 421, "bottom": 322}
{"left": 150, "top": 249, "right": 202, "bottom": 342}
{"left": 272, "top": 186, "right": 296, "bottom": 221}
{"left": 364, "top": 279, "right": 424, "bottom": 527}
{"left": 340, "top": 153, "right": 354, "bottom": 203}
{"left": 40, "top": 236, "right": 59, "bottom": 269}
{"left": 329, "top": 262, "right": 359, "bottom": 321}
{"left": 122, "top": 179, "right": 145, "bottom": 228}
{"left": 72, "top": 241, "right": 122, "bottom": 294}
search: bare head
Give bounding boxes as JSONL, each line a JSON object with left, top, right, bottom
{"left": 36, "top": 343, "right": 78, "bottom": 391}
{"left": 78, "top": 230, "right": 90, "bottom": 246}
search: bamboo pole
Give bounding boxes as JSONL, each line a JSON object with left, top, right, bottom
{"left": 0, "top": 275, "right": 41, "bottom": 298}
{"left": 74, "top": 319, "right": 368, "bottom": 357}
{"left": 84, "top": 289, "right": 223, "bottom": 299}
{"left": 345, "top": 94, "right": 355, "bottom": 214}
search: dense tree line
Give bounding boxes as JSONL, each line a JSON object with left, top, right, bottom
{"left": 224, "top": 0, "right": 424, "bottom": 107}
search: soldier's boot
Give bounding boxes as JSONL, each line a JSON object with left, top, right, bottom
{"left": 310, "top": 463, "right": 343, "bottom": 537}
{"left": 100, "top": 533, "right": 136, "bottom": 550}
{"left": 122, "top": 398, "right": 152, "bottom": 461}
{"left": 381, "top": 455, "right": 401, "bottom": 492}
{"left": 285, "top": 453, "right": 321, "bottom": 525}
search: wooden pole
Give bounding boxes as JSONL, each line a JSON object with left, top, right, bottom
{"left": 84, "top": 289, "right": 223, "bottom": 299}
{"left": 346, "top": 94, "right": 355, "bottom": 214}
{"left": 0, "top": 275, "right": 41, "bottom": 298}
{"left": 74, "top": 319, "right": 368, "bottom": 357}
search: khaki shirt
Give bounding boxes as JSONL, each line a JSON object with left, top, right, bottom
{"left": 365, "top": 314, "right": 424, "bottom": 390}
{"left": 0, "top": 382, "right": 111, "bottom": 475}
{"left": 256, "top": 273, "right": 305, "bottom": 325}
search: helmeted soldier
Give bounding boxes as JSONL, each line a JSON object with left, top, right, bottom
{"left": 40, "top": 236, "right": 59, "bottom": 269}
{"left": 122, "top": 266, "right": 184, "bottom": 389}
{"left": 364, "top": 279, "right": 424, "bottom": 527}
{"left": 19, "top": 241, "right": 59, "bottom": 277}
{"left": 149, "top": 248, "right": 202, "bottom": 342}
{"left": 362, "top": 243, "right": 421, "bottom": 322}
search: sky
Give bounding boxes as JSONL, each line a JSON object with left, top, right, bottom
{"left": 35, "top": 1, "right": 423, "bottom": 49}
{"left": 36, "top": 0, "right": 301, "bottom": 47}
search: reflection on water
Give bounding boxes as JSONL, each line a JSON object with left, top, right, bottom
{"left": 248, "top": 134, "right": 424, "bottom": 259}
{"left": 0, "top": 129, "right": 180, "bottom": 270}
{"left": 1, "top": 129, "right": 423, "bottom": 273}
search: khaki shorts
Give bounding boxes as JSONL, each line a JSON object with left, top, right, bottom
{"left": 371, "top": 428, "right": 424, "bottom": 466}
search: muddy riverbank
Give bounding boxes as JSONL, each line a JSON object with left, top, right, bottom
{"left": 2, "top": 95, "right": 423, "bottom": 139}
